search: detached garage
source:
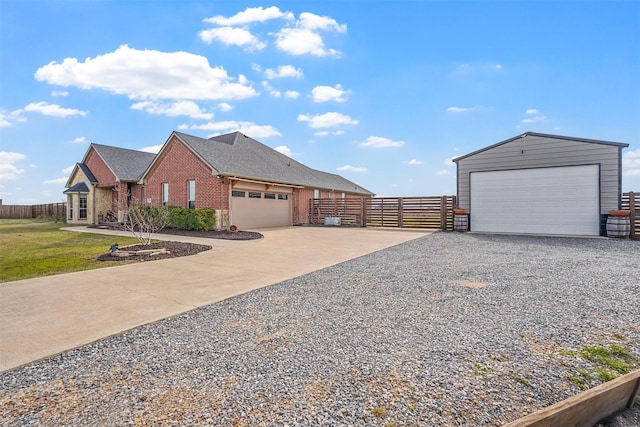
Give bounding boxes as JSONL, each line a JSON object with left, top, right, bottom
{"left": 453, "top": 132, "right": 629, "bottom": 236}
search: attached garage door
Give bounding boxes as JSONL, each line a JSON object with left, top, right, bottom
{"left": 470, "top": 165, "right": 600, "bottom": 235}
{"left": 231, "top": 187, "right": 292, "bottom": 230}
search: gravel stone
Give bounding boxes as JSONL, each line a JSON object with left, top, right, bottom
{"left": 1, "top": 232, "right": 639, "bottom": 426}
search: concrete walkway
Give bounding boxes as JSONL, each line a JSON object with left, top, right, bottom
{"left": 0, "top": 226, "right": 432, "bottom": 372}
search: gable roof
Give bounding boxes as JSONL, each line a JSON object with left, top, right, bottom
{"left": 453, "top": 131, "right": 629, "bottom": 163}
{"left": 86, "top": 143, "right": 156, "bottom": 182}
{"left": 162, "top": 131, "right": 373, "bottom": 195}
{"left": 64, "top": 162, "right": 99, "bottom": 189}
{"left": 77, "top": 163, "right": 98, "bottom": 183}
{"left": 63, "top": 182, "right": 90, "bottom": 194}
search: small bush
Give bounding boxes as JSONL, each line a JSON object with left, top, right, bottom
{"left": 167, "top": 206, "right": 215, "bottom": 231}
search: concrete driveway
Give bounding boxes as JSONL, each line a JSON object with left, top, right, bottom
{"left": 0, "top": 226, "right": 431, "bottom": 372}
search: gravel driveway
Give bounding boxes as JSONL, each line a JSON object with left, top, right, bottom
{"left": 1, "top": 232, "right": 639, "bottom": 426}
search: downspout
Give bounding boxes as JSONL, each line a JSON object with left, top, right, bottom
{"left": 92, "top": 183, "right": 97, "bottom": 224}
{"left": 227, "top": 177, "right": 232, "bottom": 229}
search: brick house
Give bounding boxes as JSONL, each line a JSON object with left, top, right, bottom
{"left": 64, "top": 144, "right": 155, "bottom": 224}
{"left": 65, "top": 131, "right": 374, "bottom": 229}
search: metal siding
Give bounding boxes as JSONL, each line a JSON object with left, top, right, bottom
{"left": 457, "top": 135, "right": 621, "bottom": 214}
{"left": 470, "top": 165, "right": 600, "bottom": 235}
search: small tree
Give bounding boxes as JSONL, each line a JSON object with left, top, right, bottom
{"left": 120, "top": 199, "right": 170, "bottom": 245}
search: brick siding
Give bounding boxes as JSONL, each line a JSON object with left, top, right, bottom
{"left": 144, "top": 135, "right": 229, "bottom": 209}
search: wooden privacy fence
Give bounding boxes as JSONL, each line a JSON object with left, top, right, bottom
{"left": 309, "top": 196, "right": 457, "bottom": 230}
{"left": 0, "top": 202, "right": 67, "bottom": 219}
{"left": 621, "top": 191, "right": 638, "bottom": 240}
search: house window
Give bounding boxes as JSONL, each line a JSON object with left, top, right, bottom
{"left": 313, "top": 189, "right": 320, "bottom": 199}
{"left": 79, "top": 195, "right": 88, "bottom": 220}
{"left": 162, "top": 183, "right": 169, "bottom": 206}
{"left": 68, "top": 197, "right": 73, "bottom": 220}
{"left": 187, "top": 180, "right": 195, "bottom": 209}
{"left": 232, "top": 190, "right": 245, "bottom": 197}
{"left": 278, "top": 194, "right": 288, "bottom": 200}
{"left": 342, "top": 192, "right": 346, "bottom": 199}
{"left": 248, "top": 192, "right": 261, "bottom": 199}
{"left": 264, "top": 192, "right": 276, "bottom": 200}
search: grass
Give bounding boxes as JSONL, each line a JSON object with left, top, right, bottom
{"left": 472, "top": 363, "right": 495, "bottom": 379}
{"left": 564, "top": 343, "right": 638, "bottom": 389}
{"left": 0, "top": 219, "right": 143, "bottom": 282}
{"left": 512, "top": 374, "right": 531, "bottom": 386}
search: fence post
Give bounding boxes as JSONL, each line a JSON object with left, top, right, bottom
{"left": 398, "top": 198, "right": 403, "bottom": 227}
{"left": 440, "top": 196, "right": 447, "bottom": 230}
{"left": 630, "top": 192, "right": 636, "bottom": 240}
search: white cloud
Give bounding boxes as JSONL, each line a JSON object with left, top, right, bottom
{"left": 408, "top": 159, "right": 424, "bottom": 165}
{"left": 0, "top": 115, "right": 12, "bottom": 128}
{"left": 264, "top": 65, "right": 303, "bottom": 79}
{"left": 0, "top": 110, "right": 25, "bottom": 128}
{"left": 299, "top": 12, "right": 347, "bottom": 32}
{"left": 285, "top": 90, "right": 300, "bottom": 99}
{"left": 314, "top": 130, "right": 344, "bottom": 136}
{"left": 199, "top": 27, "right": 266, "bottom": 51}
{"left": 274, "top": 12, "right": 346, "bottom": 57}
{"left": 131, "top": 100, "right": 214, "bottom": 120}
{"left": 35, "top": 45, "right": 258, "bottom": 101}
{"left": 44, "top": 177, "right": 68, "bottom": 184}
{"left": 261, "top": 81, "right": 281, "bottom": 97}
{"left": 24, "top": 102, "right": 87, "bottom": 118}
{"left": 522, "top": 115, "right": 546, "bottom": 123}
{"left": 359, "top": 136, "right": 405, "bottom": 148}
{"left": 436, "top": 169, "right": 451, "bottom": 176}
{"left": 623, "top": 148, "right": 640, "bottom": 176}
{"left": 311, "top": 84, "right": 348, "bottom": 103}
{"left": 297, "top": 112, "right": 358, "bottom": 128}
{"left": 445, "top": 157, "right": 456, "bottom": 166}
{"left": 337, "top": 164, "right": 367, "bottom": 173}
{"left": 447, "top": 106, "right": 473, "bottom": 113}
{"left": 0, "top": 152, "right": 26, "bottom": 181}
{"left": 275, "top": 28, "right": 339, "bottom": 57}
{"left": 51, "top": 90, "right": 68, "bottom": 97}
{"left": 140, "top": 145, "right": 163, "bottom": 154}
{"left": 204, "top": 6, "right": 293, "bottom": 26}
{"left": 522, "top": 109, "right": 546, "bottom": 123}
{"left": 72, "top": 136, "right": 87, "bottom": 144}
{"left": 62, "top": 164, "right": 75, "bottom": 174}
{"left": 183, "top": 121, "right": 281, "bottom": 138}
{"left": 274, "top": 146, "right": 292, "bottom": 156}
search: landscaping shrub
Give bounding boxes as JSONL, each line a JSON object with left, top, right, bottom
{"left": 167, "top": 206, "right": 215, "bottom": 231}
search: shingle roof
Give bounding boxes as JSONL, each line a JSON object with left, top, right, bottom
{"left": 90, "top": 143, "right": 156, "bottom": 181}
{"left": 77, "top": 163, "right": 98, "bottom": 183}
{"left": 174, "top": 131, "right": 374, "bottom": 195}
{"left": 63, "top": 182, "right": 90, "bottom": 193}
{"left": 453, "top": 131, "right": 629, "bottom": 163}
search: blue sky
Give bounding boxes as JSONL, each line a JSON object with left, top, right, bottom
{"left": 1, "top": 1, "right": 639, "bottom": 204}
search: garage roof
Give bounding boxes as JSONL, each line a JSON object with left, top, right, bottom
{"left": 173, "top": 131, "right": 374, "bottom": 195}
{"left": 453, "top": 132, "right": 629, "bottom": 163}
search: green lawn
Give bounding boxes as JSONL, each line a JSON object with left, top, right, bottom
{"left": 0, "top": 219, "right": 143, "bottom": 283}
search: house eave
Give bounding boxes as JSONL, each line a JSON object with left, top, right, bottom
{"left": 453, "top": 131, "right": 629, "bottom": 163}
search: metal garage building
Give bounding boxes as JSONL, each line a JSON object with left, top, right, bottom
{"left": 453, "top": 132, "right": 629, "bottom": 236}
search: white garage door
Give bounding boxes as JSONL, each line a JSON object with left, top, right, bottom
{"left": 470, "top": 165, "right": 600, "bottom": 235}
{"left": 231, "top": 189, "right": 292, "bottom": 230}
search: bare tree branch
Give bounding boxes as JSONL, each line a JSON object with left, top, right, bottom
{"left": 119, "top": 198, "right": 170, "bottom": 245}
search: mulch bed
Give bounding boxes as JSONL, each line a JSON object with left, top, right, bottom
{"left": 157, "top": 228, "right": 263, "bottom": 241}
{"left": 95, "top": 228, "right": 263, "bottom": 262}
